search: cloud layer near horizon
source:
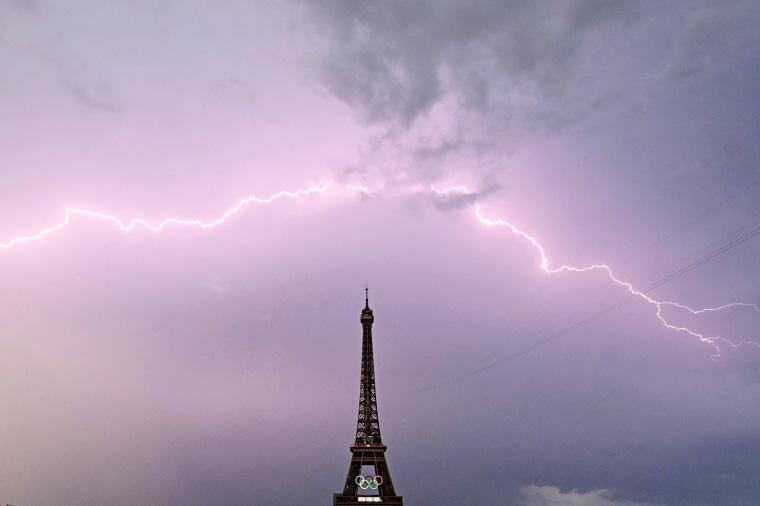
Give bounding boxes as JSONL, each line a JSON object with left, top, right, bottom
{"left": 520, "top": 485, "right": 666, "bottom": 506}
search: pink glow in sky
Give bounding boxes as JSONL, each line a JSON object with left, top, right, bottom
{"left": 2, "top": 2, "right": 760, "bottom": 506}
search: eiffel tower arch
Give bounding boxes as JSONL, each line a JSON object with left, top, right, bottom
{"left": 334, "top": 290, "right": 403, "bottom": 505}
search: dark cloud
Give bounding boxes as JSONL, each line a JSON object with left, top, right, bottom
{"left": 413, "top": 136, "right": 463, "bottom": 161}
{"left": 306, "top": 0, "right": 760, "bottom": 195}
{"left": 300, "top": 1, "right": 689, "bottom": 189}
{"left": 308, "top": 1, "right": 649, "bottom": 131}
{"left": 311, "top": 1, "right": 443, "bottom": 126}
{"left": 661, "top": 2, "right": 760, "bottom": 83}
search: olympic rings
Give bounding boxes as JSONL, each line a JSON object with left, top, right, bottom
{"left": 355, "top": 475, "right": 383, "bottom": 490}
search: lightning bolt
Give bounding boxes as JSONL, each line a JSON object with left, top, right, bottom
{"left": 1, "top": 177, "right": 757, "bottom": 356}
{"left": 0, "top": 181, "right": 333, "bottom": 249}
{"left": 432, "top": 184, "right": 760, "bottom": 356}
{"left": 346, "top": 184, "right": 371, "bottom": 193}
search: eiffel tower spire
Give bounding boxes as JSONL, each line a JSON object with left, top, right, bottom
{"left": 334, "top": 290, "right": 403, "bottom": 505}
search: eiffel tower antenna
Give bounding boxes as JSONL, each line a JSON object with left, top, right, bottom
{"left": 334, "top": 290, "right": 403, "bottom": 505}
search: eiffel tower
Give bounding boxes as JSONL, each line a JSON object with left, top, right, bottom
{"left": 334, "top": 289, "right": 403, "bottom": 505}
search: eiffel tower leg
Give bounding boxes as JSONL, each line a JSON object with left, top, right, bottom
{"left": 374, "top": 458, "right": 397, "bottom": 497}
{"left": 342, "top": 459, "right": 362, "bottom": 496}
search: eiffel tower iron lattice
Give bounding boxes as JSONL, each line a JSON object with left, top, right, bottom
{"left": 334, "top": 289, "right": 403, "bottom": 505}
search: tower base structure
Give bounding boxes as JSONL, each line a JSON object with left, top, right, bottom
{"left": 334, "top": 444, "right": 403, "bottom": 505}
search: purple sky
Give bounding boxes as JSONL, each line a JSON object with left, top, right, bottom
{"left": 2, "top": 1, "right": 760, "bottom": 505}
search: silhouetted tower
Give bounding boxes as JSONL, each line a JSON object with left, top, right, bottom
{"left": 334, "top": 289, "right": 403, "bottom": 505}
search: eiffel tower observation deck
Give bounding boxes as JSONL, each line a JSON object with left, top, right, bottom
{"left": 334, "top": 289, "right": 403, "bottom": 505}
